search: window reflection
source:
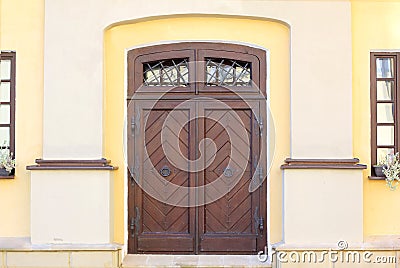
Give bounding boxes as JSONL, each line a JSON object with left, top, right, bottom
{"left": 376, "top": 58, "right": 394, "bottom": 78}
{"left": 143, "top": 58, "right": 189, "bottom": 86}
{"left": 0, "top": 105, "right": 10, "bottom": 124}
{"left": 377, "top": 103, "right": 394, "bottom": 123}
{"left": 377, "top": 126, "right": 394, "bottom": 146}
{"left": 206, "top": 58, "right": 251, "bottom": 86}
{"left": 0, "top": 60, "right": 11, "bottom": 80}
{"left": 377, "top": 148, "right": 395, "bottom": 163}
{"left": 0, "top": 127, "right": 10, "bottom": 146}
{"left": 377, "top": 81, "right": 394, "bottom": 100}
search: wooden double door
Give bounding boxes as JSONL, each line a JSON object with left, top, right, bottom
{"left": 128, "top": 99, "right": 267, "bottom": 254}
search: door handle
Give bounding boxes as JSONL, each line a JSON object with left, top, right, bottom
{"left": 223, "top": 167, "right": 234, "bottom": 177}
{"left": 160, "top": 166, "right": 171, "bottom": 177}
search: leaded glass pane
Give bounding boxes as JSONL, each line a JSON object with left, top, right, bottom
{"left": 143, "top": 58, "right": 189, "bottom": 86}
{"left": 206, "top": 58, "right": 251, "bottom": 86}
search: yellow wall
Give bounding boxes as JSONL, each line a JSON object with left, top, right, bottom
{"left": 3, "top": 0, "right": 397, "bottom": 243}
{"left": 104, "top": 16, "right": 290, "bottom": 243}
{"left": 2, "top": 0, "right": 397, "bottom": 243}
{"left": 0, "top": 0, "right": 44, "bottom": 236}
{"left": 2, "top": 0, "right": 398, "bottom": 243}
{"left": 352, "top": 1, "right": 400, "bottom": 236}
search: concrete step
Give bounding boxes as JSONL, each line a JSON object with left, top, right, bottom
{"left": 123, "top": 254, "right": 272, "bottom": 267}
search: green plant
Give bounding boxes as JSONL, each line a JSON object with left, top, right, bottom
{"left": 382, "top": 152, "right": 400, "bottom": 190}
{"left": 0, "top": 143, "right": 15, "bottom": 173}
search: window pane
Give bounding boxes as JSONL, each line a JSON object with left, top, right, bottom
{"left": 377, "top": 126, "right": 394, "bottom": 146}
{"left": 144, "top": 69, "right": 159, "bottom": 83}
{"left": 222, "top": 65, "right": 234, "bottom": 84}
{"left": 377, "top": 103, "right": 394, "bottom": 123}
{"left": 377, "top": 148, "right": 395, "bottom": 163}
{"left": 376, "top": 58, "right": 394, "bottom": 78}
{"left": 236, "top": 66, "right": 251, "bottom": 84}
{"left": 0, "top": 105, "right": 10, "bottom": 124}
{"left": 377, "top": 81, "right": 394, "bottom": 101}
{"left": 0, "top": 127, "right": 10, "bottom": 146}
{"left": 206, "top": 65, "right": 217, "bottom": 84}
{"left": 0, "top": 60, "right": 11, "bottom": 80}
{"left": 205, "top": 58, "right": 251, "bottom": 86}
{"left": 0, "top": 82, "right": 10, "bottom": 102}
{"left": 143, "top": 58, "right": 189, "bottom": 86}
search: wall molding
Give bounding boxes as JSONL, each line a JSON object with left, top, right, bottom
{"left": 281, "top": 158, "right": 367, "bottom": 170}
{"left": 26, "top": 158, "right": 118, "bottom": 170}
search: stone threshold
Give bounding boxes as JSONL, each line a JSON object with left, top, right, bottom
{"left": 123, "top": 254, "right": 272, "bottom": 268}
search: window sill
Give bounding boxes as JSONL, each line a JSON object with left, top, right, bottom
{"left": 0, "top": 175, "right": 14, "bottom": 179}
{"left": 368, "top": 176, "right": 386, "bottom": 180}
{"left": 26, "top": 158, "right": 118, "bottom": 170}
{"left": 281, "top": 158, "right": 367, "bottom": 169}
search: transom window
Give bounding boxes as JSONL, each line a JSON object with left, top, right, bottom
{"left": 142, "top": 57, "right": 252, "bottom": 87}
{"left": 371, "top": 52, "right": 400, "bottom": 174}
{"left": 0, "top": 51, "right": 15, "bottom": 156}
{"left": 129, "top": 43, "right": 265, "bottom": 96}
{"left": 143, "top": 58, "right": 189, "bottom": 87}
{"left": 205, "top": 58, "right": 251, "bottom": 87}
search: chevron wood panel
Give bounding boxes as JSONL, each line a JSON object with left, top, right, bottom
{"left": 129, "top": 102, "right": 264, "bottom": 254}
{"left": 203, "top": 109, "right": 253, "bottom": 234}
{"left": 143, "top": 109, "right": 190, "bottom": 234}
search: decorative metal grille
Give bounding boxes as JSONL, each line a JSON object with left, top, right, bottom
{"left": 143, "top": 58, "right": 189, "bottom": 86}
{"left": 206, "top": 58, "right": 251, "bottom": 86}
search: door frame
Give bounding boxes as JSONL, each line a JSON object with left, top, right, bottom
{"left": 123, "top": 40, "right": 272, "bottom": 258}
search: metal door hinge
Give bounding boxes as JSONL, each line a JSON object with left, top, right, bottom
{"left": 257, "top": 167, "right": 263, "bottom": 184}
{"left": 254, "top": 206, "right": 264, "bottom": 237}
{"left": 131, "top": 117, "right": 135, "bottom": 135}
{"left": 131, "top": 110, "right": 141, "bottom": 136}
{"left": 255, "top": 116, "right": 263, "bottom": 137}
{"left": 253, "top": 155, "right": 264, "bottom": 185}
{"left": 130, "top": 156, "right": 140, "bottom": 187}
{"left": 130, "top": 166, "right": 139, "bottom": 187}
{"left": 130, "top": 207, "right": 140, "bottom": 238}
{"left": 130, "top": 168, "right": 135, "bottom": 187}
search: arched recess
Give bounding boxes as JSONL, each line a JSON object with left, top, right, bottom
{"left": 103, "top": 15, "right": 290, "bottom": 247}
